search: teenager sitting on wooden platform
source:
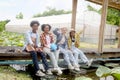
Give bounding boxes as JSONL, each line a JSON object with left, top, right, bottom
{"left": 53, "top": 27, "right": 80, "bottom": 72}
{"left": 23, "top": 21, "right": 52, "bottom": 77}
{"left": 68, "top": 27, "right": 93, "bottom": 67}
{"left": 40, "top": 24, "right": 62, "bottom": 75}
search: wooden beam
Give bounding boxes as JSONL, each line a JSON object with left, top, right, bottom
{"left": 98, "top": 0, "right": 108, "bottom": 53}
{"left": 86, "top": 0, "right": 120, "bottom": 10}
{"left": 71, "top": 0, "right": 78, "bottom": 29}
{"left": 1, "top": 46, "right": 120, "bottom": 60}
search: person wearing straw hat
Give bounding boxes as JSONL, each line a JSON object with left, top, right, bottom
{"left": 68, "top": 27, "right": 93, "bottom": 67}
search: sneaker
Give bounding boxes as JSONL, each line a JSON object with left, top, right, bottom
{"left": 68, "top": 65, "right": 74, "bottom": 70}
{"left": 74, "top": 67, "right": 80, "bottom": 72}
{"left": 87, "top": 59, "right": 93, "bottom": 67}
{"left": 53, "top": 67, "right": 58, "bottom": 72}
{"left": 36, "top": 70, "right": 46, "bottom": 77}
{"left": 46, "top": 69, "right": 53, "bottom": 75}
{"left": 73, "top": 64, "right": 80, "bottom": 72}
{"left": 56, "top": 68, "right": 62, "bottom": 75}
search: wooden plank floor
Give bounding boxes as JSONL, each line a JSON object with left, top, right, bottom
{"left": 0, "top": 46, "right": 120, "bottom": 60}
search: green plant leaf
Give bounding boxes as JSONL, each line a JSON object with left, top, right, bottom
{"left": 17, "top": 43, "right": 24, "bottom": 47}
{"left": 75, "top": 76, "right": 92, "bottom": 80}
{"left": 111, "top": 67, "right": 120, "bottom": 80}
{"left": 105, "top": 63, "right": 119, "bottom": 68}
{"left": 96, "top": 66, "right": 111, "bottom": 77}
{"left": 0, "top": 31, "right": 24, "bottom": 47}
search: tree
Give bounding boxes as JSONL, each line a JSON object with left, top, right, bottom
{"left": 0, "top": 20, "right": 10, "bottom": 32}
{"left": 107, "top": 8, "right": 120, "bottom": 26}
{"left": 87, "top": 5, "right": 120, "bottom": 26}
{"left": 87, "top": 5, "right": 98, "bottom": 12}
{"left": 16, "top": 12, "right": 23, "bottom": 19}
{"left": 33, "top": 7, "right": 72, "bottom": 18}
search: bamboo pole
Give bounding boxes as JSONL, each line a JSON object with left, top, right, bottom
{"left": 71, "top": 0, "right": 78, "bottom": 29}
{"left": 98, "top": 0, "right": 108, "bottom": 53}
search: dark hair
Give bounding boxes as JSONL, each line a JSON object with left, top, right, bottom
{"left": 30, "top": 20, "right": 40, "bottom": 27}
{"left": 70, "top": 31, "right": 75, "bottom": 39}
{"left": 41, "top": 24, "right": 51, "bottom": 31}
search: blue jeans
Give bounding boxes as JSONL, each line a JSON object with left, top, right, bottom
{"left": 59, "top": 47, "right": 77, "bottom": 65}
{"left": 29, "top": 51, "right": 49, "bottom": 73}
{"left": 43, "top": 47, "right": 60, "bottom": 68}
{"left": 71, "top": 46, "right": 89, "bottom": 64}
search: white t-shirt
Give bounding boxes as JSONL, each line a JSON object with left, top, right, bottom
{"left": 31, "top": 33, "right": 37, "bottom": 38}
{"left": 46, "top": 35, "right": 51, "bottom": 48}
{"left": 72, "top": 38, "right": 75, "bottom": 46}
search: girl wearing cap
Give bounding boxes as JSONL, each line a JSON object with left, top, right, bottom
{"left": 53, "top": 27, "right": 80, "bottom": 71}
{"left": 40, "top": 24, "right": 62, "bottom": 75}
{"left": 68, "top": 27, "right": 93, "bottom": 67}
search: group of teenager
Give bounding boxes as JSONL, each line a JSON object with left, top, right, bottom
{"left": 23, "top": 20, "right": 93, "bottom": 77}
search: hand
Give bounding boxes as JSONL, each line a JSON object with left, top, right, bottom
{"left": 30, "top": 44, "right": 34, "bottom": 47}
{"left": 36, "top": 47, "right": 43, "bottom": 52}
{"left": 35, "top": 48, "right": 39, "bottom": 51}
{"left": 68, "top": 48, "right": 72, "bottom": 51}
{"left": 75, "top": 43, "right": 79, "bottom": 48}
{"left": 26, "top": 44, "right": 35, "bottom": 51}
{"left": 34, "top": 45, "right": 38, "bottom": 48}
{"left": 68, "top": 48, "right": 71, "bottom": 50}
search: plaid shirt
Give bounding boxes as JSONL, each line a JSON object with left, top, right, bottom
{"left": 40, "top": 32, "right": 54, "bottom": 48}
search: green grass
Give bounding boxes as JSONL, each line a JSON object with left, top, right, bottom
{"left": 0, "top": 66, "right": 32, "bottom": 80}
{"left": 80, "top": 42, "right": 117, "bottom": 48}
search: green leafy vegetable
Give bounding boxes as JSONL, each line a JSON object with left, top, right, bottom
{"left": 0, "top": 31, "right": 24, "bottom": 47}
{"left": 75, "top": 76, "right": 92, "bottom": 80}
{"left": 96, "top": 66, "right": 111, "bottom": 77}
{"left": 111, "top": 67, "right": 120, "bottom": 80}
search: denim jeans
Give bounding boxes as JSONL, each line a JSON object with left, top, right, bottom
{"left": 71, "top": 46, "right": 89, "bottom": 64}
{"left": 59, "top": 47, "right": 77, "bottom": 66}
{"left": 43, "top": 47, "right": 60, "bottom": 68}
{"left": 29, "top": 51, "right": 49, "bottom": 73}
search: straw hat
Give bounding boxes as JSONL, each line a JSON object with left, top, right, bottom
{"left": 70, "top": 28, "right": 75, "bottom": 32}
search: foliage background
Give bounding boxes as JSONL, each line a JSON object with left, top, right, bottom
{"left": 87, "top": 5, "right": 120, "bottom": 26}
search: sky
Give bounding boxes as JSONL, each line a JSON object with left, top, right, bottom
{"left": 0, "top": 0, "right": 101, "bottom": 20}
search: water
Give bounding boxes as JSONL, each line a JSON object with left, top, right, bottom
{"left": 57, "top": 69, "right": 99, "bottom": 80}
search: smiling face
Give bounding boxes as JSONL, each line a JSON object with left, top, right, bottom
{"left": 32, "top": 24, "right": 39, "bottom": 31}
{"left": 41, "top": 24, "right": 51, "bottom": 34}
{"left": 43, "top": 26, "right": 50, "bottom": 33}
{"left": 30, "top": 21, "right": 39, "bottom": 32}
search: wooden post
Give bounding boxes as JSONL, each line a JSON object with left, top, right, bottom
{"left": 98, "top": 0, "right": 108, "bottom": 53}
{"left": 118, "top": 27, "right": 120, "bottom": 48}
{"left": 71, "top": 0, "right": 78, "bottom": 29}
